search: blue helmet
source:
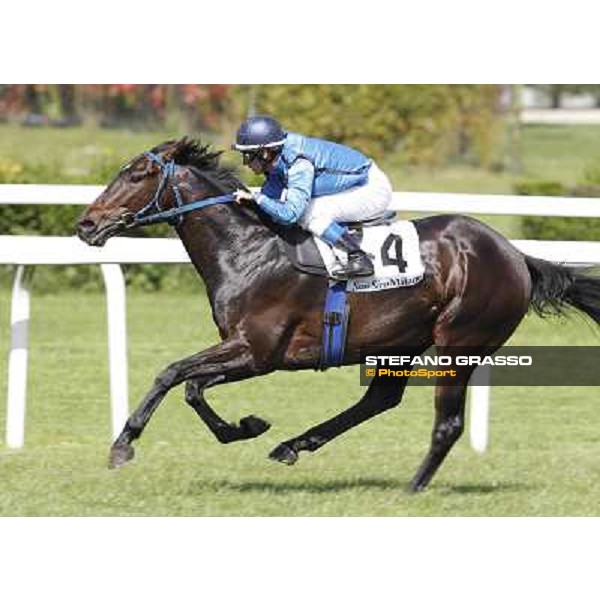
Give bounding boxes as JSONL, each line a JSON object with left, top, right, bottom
{"left": 232, "top": 115, "right": 286, "bottom": 151}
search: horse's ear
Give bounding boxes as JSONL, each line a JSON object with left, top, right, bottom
{"left": 162, "top": 138, "right": 189, "bottom": 163}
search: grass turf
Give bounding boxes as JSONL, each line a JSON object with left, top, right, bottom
{"left": 0, "top": 289, "right": 599, "bottom": 516}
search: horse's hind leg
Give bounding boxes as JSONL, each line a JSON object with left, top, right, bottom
{"left": 269, "top": 374, "right": 409, "bottom": 465}
{"left": 408, "top": 369, "right": 474, "bottom": 493}
{"left": 410, "top": 313, "right": 524, "bottom": 492}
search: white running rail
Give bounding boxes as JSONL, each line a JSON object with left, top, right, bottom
{"left": 2, "top": 184, "right": 600, "bottom": 451}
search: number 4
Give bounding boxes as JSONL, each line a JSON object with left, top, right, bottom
{"left": 381, "top": 234, "right": 408, "bottom": 273}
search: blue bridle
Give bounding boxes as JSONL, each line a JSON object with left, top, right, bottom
{"left": 125, "top": 151, "right": 236, "bottom": 228}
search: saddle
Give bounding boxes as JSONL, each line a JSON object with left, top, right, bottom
{"left": 279, "top": 211, "right": 397, "bottom": 276}
{"left": 277, "top": 210, "right": 420, "bottom": 370}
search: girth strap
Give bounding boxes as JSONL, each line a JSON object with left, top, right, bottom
{"left": 320, "top": 281, "right": 350, "bottom": 370}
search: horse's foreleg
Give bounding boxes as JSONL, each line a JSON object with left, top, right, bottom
{"left": 184, "top": 377, "right": 270, "bottom": 443}
{"left": 109, "top": 336, "right": 264, "bottom": 469}
{"left": 268, "top": 376, "right": 408, "bottom": 466}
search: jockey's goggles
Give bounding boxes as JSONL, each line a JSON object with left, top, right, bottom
{"left": 240, "top": 148, "right": 274, "bottom": 168}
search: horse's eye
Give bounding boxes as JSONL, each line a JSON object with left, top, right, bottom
{"left": 129, "top": 172, "right": 145, "bottom": 183}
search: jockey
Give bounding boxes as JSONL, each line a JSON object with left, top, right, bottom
{"left": 231, "top": 115, "right": 394, "bottom": 279}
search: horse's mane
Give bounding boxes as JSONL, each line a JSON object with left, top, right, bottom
{"left": 151, "top": 137, "right": 243, "bottom": 193}
{"left": 151, "top": 137, "right": 281, "bottom": 233}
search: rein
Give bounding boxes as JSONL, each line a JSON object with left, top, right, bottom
{"left": 125, "top": 151, "right": 235, "bottom": 228}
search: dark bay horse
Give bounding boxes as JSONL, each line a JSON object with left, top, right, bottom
{"left": 76, "top": 138, "right": 600, "bottom": 492}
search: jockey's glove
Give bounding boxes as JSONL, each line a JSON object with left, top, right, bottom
{"left": 233, "top": 189, "right": 256, "bottom": 203}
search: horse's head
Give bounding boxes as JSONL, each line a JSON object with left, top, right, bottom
{"left": 76, "top": 139, "right": 185, "bottom": 246}
{"left": 76, "top": 138, "right": 237, "bottom": 246}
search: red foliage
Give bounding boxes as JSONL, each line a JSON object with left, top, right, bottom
{"left": 0, "top": 84, "right": 234, "bottom": 130}
{"left": 109, "top": 84, "right": 139, "bottom": 95}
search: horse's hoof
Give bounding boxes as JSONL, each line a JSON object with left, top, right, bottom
{"left": 239, "top": 415, "right": 271, "bottom": 438}
{"left": 108, "top": 444, "right": 134, "bottom": 469}
{"left": 407, "top": 480, "right": 427, "bottom": 494}
{"left": 268, "top": 443, "right": 298, "bottom": 466}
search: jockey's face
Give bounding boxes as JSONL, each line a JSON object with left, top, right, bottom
{"left": 242, "top": 148, "right": 278, "bottom": 176}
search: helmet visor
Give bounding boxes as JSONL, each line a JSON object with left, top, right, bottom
{"left": 232, "top": 139, "right": 285, "bottom": 152}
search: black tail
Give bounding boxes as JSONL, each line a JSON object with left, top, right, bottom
{"left": 524, "top": 255, "right": 600, "bottom": 325}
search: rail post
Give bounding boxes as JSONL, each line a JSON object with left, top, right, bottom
{"left": 6, "top": 265, "right": 33, "bottom": 448}
{"left": 100, "top": 263, "right": 129, "bottom": 440}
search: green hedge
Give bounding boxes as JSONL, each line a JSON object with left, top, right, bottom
{"left": 254, "top": 84, "right": 503, "bottom": 167}
{"left": 517, "top": 179, "right": 600, "bottom": 241}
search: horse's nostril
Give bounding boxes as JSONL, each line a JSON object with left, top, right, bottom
{"left": 77, "top": 218, "right": 96, "bottom": 233}
{"left": 76, "top": 218, "right": 99, "bottom": 242}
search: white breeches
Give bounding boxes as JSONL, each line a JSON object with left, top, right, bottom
{"left": 299, "top": 162, "right": 393, "bottom": 236}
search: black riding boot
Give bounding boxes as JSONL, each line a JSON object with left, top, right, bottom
{"left": 331, "top": 231, "right": 374, "bottom": 279}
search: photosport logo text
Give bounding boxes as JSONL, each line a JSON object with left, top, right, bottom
{"left": 359, "top": 347, "right": 600, "bottom": 387}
